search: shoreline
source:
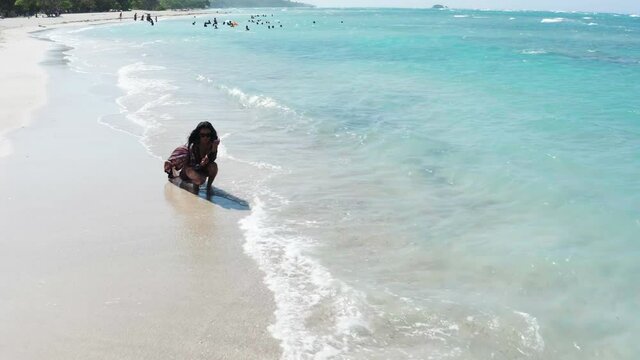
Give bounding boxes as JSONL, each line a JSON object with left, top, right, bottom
{"left": 0, "top": 9, "right": 218, "bottom": 30}
{"left": 0, "top": 9, "right": 217, "bottom": 158}
{"left": 0, "top": 11, "right": 281, "bottom": 360}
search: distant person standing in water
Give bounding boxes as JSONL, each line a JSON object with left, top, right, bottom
{"left": 164, "top": 121, "right": 219, "bottom": 192}
{"left": 134, "top": 12, "right": 137, "bottom": 21}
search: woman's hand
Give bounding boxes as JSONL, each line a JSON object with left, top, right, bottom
{"left": 200, "top": 154, "right": 210, "bottom": 167}
{"left": 199, "top": 139, "right": 219, "bottom": 168}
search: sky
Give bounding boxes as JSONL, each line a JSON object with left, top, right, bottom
{"left": 300, "top": 0, "right": 639, "bottom": 14}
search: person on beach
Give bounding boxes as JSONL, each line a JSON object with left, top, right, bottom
{"left": 134, "top": 12, "right": 137, "bottom": 21}
{"left": 164, "top": 121, "right": 220, "bottom": 191}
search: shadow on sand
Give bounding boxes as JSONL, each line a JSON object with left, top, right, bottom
{"left": 168, "top": 178, "right": 250, "bottom": 211}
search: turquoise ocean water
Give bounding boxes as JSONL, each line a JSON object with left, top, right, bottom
{"left": 47, "top": 8, "right": 640, "bottom": 359}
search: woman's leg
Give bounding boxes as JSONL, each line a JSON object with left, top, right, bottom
{"left": 206, "top": 162, "right": 218, "bottom": 188}
{"left": 181, "top": 166, "right": 206, "bottom": 186}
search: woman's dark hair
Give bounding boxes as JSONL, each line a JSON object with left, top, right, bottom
{"left": 188, "top": 121, "right": 218, "bottom": 147}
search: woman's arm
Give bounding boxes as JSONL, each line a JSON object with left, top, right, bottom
{"left": 198, "top": 138, "right": 220, "bottom": 168}
{"left": 208, "top": 138, "right": 220, "bottom": 161}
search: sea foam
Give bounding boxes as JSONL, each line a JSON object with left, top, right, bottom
{"left": 521, "top": 49, "right": 547, "bottom": 55}
{"left": 239, "top": 198, "right": 373, "bottom": 359}
{"left": 114, "top": 62, "right": 179, "bottom": 158}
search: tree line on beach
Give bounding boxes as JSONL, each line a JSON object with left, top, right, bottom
{"left": 0, "top": 0, "right": 207, "bottom": 16}
{"left": 0, "top": 0, "right": 307, "bottom": 17}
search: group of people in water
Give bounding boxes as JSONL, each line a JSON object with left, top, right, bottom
{"left": 193, "top": 13, "right": 284, "bottom": 31}
{"left": 195, "top": 16, "right": 240, "bottom": 29}
{"left": 200, "top": 17, "right": 224, "bottom": 28}
{"left": 127, "top": 11, "right": 339, "bottom": 31}
{"left": 133, "top": 12, "right": 157, "bottom": 26}
{"left": 247, "top": 14, "right": 284, "bottom": 30}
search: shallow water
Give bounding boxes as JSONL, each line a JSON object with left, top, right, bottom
{"left": 47, "top": 8, "right": 640, "bottom": 359}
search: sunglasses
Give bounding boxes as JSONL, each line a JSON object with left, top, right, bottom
{"left": 199, "top": 133, "right": 214, "bottom": 138}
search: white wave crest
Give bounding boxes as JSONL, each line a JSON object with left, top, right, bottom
{"left": 226, "top": 153, "right": 284, "bottom": 171}
{"left": 240, "top": 199, "right": 373, "bottom": 359}
{"left": 131, "top": 39, "right": 165, "bottom": 49}
{"left": 112, "top": 62, "right": 178, "bottom": 158}
{"left": 514, "top": 311, "right": 545, "bottom": 353}
{"left": 66, "top": 26, "right": 93, "bottom": 34}
{"left": 541, "top": 18, "right": 564, "bottom": 23}
{"left": 521, "top": 49, "right": 547, "bottom": 55}
{"left": 117, "top": 62, "right": 176, "bottom": 95}
{"left": 219, "top": 85, "right": 294, "bottom": 113}
{"left": 195, "top": 74, "right": 215, "bottom": 83}
{"left": 195, "top": 75, "right": 295, "bottom": 114}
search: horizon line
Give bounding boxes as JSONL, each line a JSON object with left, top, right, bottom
{"left": 294, "top": 4, "right": 638, "bottom": 16}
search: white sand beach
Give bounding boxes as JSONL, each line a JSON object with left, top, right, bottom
{"left": 0, "top": 27, "right": 47, "bottom": 156}
{"left": 0, "top": 11, "right": 281, "bottom": 360}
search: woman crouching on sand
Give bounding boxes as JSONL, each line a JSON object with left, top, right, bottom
{"left": 164, "top": 121, "right": 219, "bottom": 191}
